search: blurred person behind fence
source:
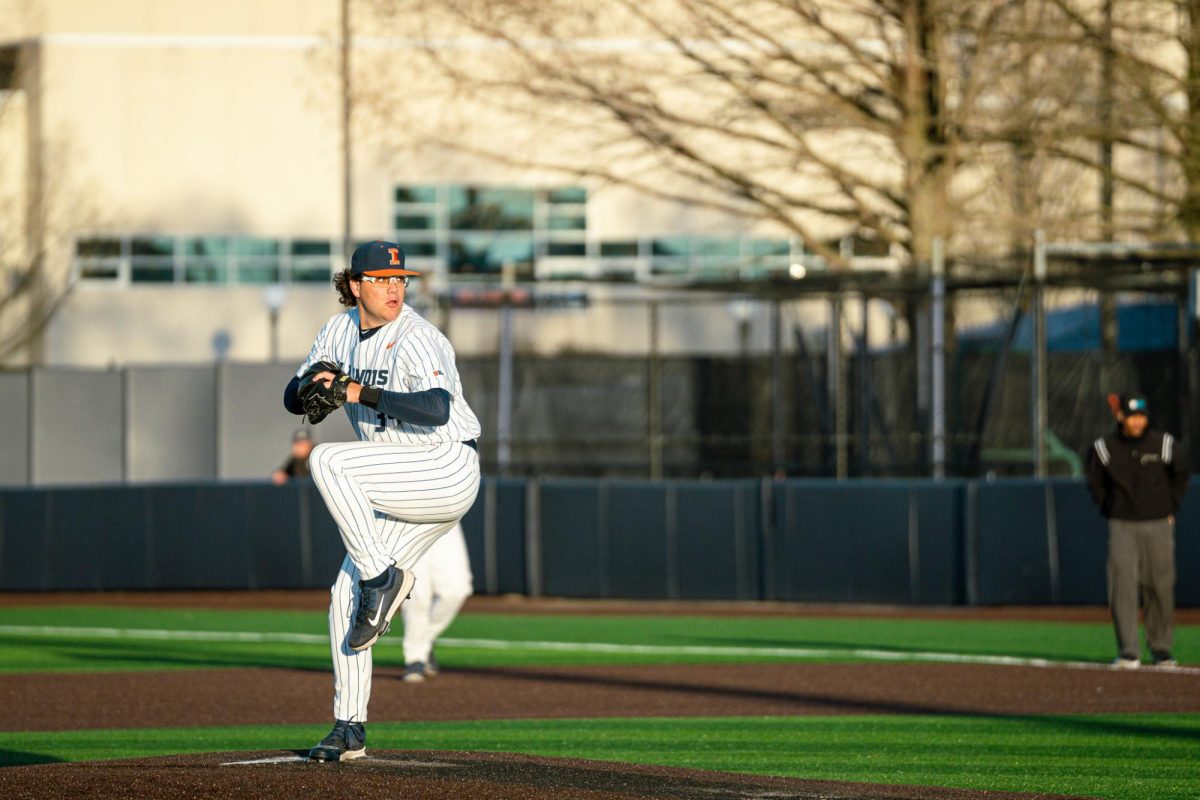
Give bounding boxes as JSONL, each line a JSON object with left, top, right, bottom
{"left": 271, "top": 428, "right": 315, "bottom": 485}
{"left": 1086, "top": 393, "right": 1188, "bottom": 669}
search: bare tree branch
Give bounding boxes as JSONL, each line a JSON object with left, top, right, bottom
{"left": 356, "top": 0, "right": 1134, "bottom": 269}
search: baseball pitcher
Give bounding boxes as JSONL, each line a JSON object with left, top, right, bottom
{"left": 283, "top": 240, "right": 482, "bottom": 761}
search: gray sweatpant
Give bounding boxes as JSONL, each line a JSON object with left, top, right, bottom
{"left": 1108, "top": 517, "right": 1176, "bottom": 660}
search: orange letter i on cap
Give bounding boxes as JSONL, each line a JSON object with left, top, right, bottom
{"left": 388, "top": 248, "right": 401, "bottom": 265}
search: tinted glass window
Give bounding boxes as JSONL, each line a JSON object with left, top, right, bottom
{"left": 184, "top": 262, "right": 226, "bottom": 283}
{"left": 131, "top": 237, "right": 175, "bottom": 257}
{"left": 691, "top": 238, "right": 738, "bottom": 257}
{"left": 599, "top": 241, "right": 639, "bottom": 257}
{"left": 292, "top": 260, "right": 333, "bottom": 282}
{"left": 395, "top": 186, "right": 438, "bottom": 204}
{"left": 290, "top": 239, "right": 332, "bottom": 256}
{"left": 183, "top": 237, "right": 229, "bottom": 256}
{"left": 395, "top": 214, "right": 435, "bottom": 230}
{"left": 750, "top": 239, "right": 789, "bottom": 256}
{"left": 401, "top": 241, "right": 437, "bottom": 256}
{"left": 547, "top": 213, "right": 585, "bottom": 231}
{"left": 77, "top": 238, "right": 121, "bottom": 257}
{"left": 547, "top": 187, "right": 586, "bottom": 204}
{"left": 79, "top": 261, "right": 119, "bottom": 279}
{"left": 234, "top": 237, "right": 279, "bottom": 256}
{"left": 449, "top": 187, "right": 534, "bottom": 230}
{"left": 547, "top": 241, "right": 586, "bottom": 256}
{"left": 652, "top": 237, "right": 689, "bottom": 256}
{"left": 132, "top": 263, "right": 176, "bottom": 282}
{"left": 450, "top": 233, "right": 533, "bottom": 273}
{"left": 237, "top": 262, "right": 281, "bottom": 283}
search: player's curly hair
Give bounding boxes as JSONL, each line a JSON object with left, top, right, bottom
{"left": 333, "top": 269, "right": 357, "bottom": 308}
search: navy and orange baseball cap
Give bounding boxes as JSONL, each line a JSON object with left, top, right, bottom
{"left": 349, "top": 240, "right": 422, "bottom": 278}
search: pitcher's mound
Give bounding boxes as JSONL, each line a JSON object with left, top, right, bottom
{"left": 0, "top": 749, "right": 1095, "bottom": 800}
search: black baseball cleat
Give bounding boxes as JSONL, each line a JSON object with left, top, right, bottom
{"left": 348, "top": 566, "right": 416, "bottom": 651}
{"left": 1152, "top": 652, "right": 1179, "bottom": 669}
{"left": 425, "top": 647, "right": 440, "bottom": 677}
{"left": 308, "top": 719, "right": 366, "bottom": 762}
{"left": 402, "top": 661, "right": 427, "bottom": 683}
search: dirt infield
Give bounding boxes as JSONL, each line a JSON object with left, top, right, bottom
{"left": 0, "top": 750, "right": 1101, "bottom": 800}
{"left": 6, "top": 662, "right": 1199, "bottom": 733}
{"left": 2, "top": 592, "right": 1196, "bottom": 799}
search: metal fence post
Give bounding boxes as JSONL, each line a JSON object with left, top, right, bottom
{"left": 648, "top": 300, "right": 663, "bottom": 480}
{"left": 524, "top": 478, "right": 542, "bottom": 597}
{"left": 931, "top": 238, "right": 946, "bottom": 479}
{"left": 483, "top": 478, "right": 499, "bottom": 594}
{"left": 828, "top": 296, "right": 847, "bottom": 479}
{"left": 1032, "top": 231, "right": 1048, "bottom": 477}
{"left": 497, "top": 263, "right": 515, "bottom": 475}
{"left": 770, "top": 297, "right": 784, "bottom": 474}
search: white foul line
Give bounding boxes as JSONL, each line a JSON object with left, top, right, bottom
{"left": 0, "top": 624, "right": 1195, "bottom": 674}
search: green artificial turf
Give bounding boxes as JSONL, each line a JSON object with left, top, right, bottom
{"left": 0, "top": 715, "right": 1196, "bottom": 800}
{"left": 0, "top": 605, "right": 1194, "bottom": 672}
{"left": 1, "top": 605, "right": 1196, "bottom": 798}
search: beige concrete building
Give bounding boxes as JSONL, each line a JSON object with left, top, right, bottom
{"left": 0, "top": 0, "right": 926, "bottom": 369}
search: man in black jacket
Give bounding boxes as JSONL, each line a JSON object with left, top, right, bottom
{"left": 1086, "top": 393, "right": 1188, "bottom": 669}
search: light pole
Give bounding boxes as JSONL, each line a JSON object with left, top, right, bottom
{"left": 727, "top": 297, "right": 754, "bottom": 360}
{"left": 341, "top": 0, "right": 354, "bottom": 262}
{"left": 262, "top": 284, "right": 286, "bottom": 362}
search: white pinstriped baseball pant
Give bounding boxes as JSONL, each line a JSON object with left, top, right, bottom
{"left": 309, "top": 440, "right": 481, "bottom": 722}
{"left": 401, "top": 523, "right": 473, "bottom": 665}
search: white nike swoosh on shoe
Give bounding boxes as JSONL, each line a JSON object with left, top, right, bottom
{"left": 368, "top": 603, "right": 385, "bottom": 627}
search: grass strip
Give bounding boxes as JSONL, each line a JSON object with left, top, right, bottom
{"left": 0, "top": 715, "right": 1196, "bottom": 800}
{"left": 0, "top": 607, "right": 1193, "bottom": 672}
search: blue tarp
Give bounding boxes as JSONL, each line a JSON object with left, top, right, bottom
{"left": 958, "top": 301, "right": 1178, "bottom": 351}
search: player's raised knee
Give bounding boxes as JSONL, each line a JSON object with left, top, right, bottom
{"left": 308, "top": 442, "right": 343, "bottom": 473}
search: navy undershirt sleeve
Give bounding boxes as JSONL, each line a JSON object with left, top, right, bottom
{"left": 283, "top": 375, "right": 303, "bottom": 415}
{"left": 359, "top": 386, "right": 450, "bottom": 427}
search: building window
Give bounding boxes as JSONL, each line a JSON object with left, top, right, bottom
{"left": 449, "top": 187, "right": 535, "bottom": 231}
{"left": 130, "top": 236, "right": 177, "bottom": 283}
{"left": 180, "top": 236, "right": 226, "bottom": 283}
{"left": 450, "top": 233, "right": 534, "bottom": 275}
{"left": 393, "top": 183, "right": 587, "bottom": 280}
{"left": 395, "top": 186, "right": 438, "bottom": 204}
{"left": 75, "top": 238, "right": 122, "bottom": 279}
{"left": 74, "top": 234, "right": 337, "bottom": 286}
{"left": 599, "top": 241, "right": 638, "bottom": 257}
{"left": 546, "top": 241, "right": 586, "bottom": 257}
{"left": 290, "top": 239, "right": 334, "bottom": 283}
{"left": 233, "top": 237, "right": 282, "bottom": 284}
{"left": 394, "top": 213, "right": 435, "bottom": 230}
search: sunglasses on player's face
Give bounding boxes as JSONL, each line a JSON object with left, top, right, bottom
{"left": 359, "top": 275, "right": 408, "bottom": 287}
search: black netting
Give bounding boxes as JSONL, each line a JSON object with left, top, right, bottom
{"left": 454, "top": 292, "right": 1193, "bottom": 479}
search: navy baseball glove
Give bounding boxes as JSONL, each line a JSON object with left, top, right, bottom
{"left": 297, "top": 360, "right": 352, "bottom": 424}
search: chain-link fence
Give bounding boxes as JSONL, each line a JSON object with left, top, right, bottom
{"left": 457, "top": 349, "right": 1190, "bottom": 479}
{"left": 457, "top": 281, "right": 1194, "bottom": 479}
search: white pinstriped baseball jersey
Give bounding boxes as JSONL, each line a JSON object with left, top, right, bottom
{"left": 297, "top": 304, "right": 481, "bottom": 443}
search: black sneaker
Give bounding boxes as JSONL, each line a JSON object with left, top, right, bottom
{"left": 426, "top": 647, "right": 440, "bottom": 677}
{"left": 308, "top": 719, "right": 366, "bottom": 762}
{"left": 348, "top": 566, "right": 415, "bottom": 652}
{"left": 402, "top": 661, "right": 427, "bottom": 683}
{"left": 1152, "top": 652, "right": 1179, "bottom": 669}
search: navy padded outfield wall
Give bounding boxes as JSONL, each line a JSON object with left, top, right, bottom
{"left": 0, "top": 478, "right": 1196, "bottom": 605}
